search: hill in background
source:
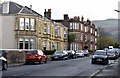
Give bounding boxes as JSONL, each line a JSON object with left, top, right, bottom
{"left": 92, "top": 19, "right": 118, "bottom": 42}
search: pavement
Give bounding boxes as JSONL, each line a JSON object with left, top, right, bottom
{"left": 93, "top": 58, "right": 120, "bottom": 77}
{"left": 8, "top": 55, "right": 52, "bottom": 67}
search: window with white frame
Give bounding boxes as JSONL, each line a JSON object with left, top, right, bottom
{"left": 20, "top": 18, "right": 24, "bottom": 30}
{"left": 19, "top": 38, "right": 24, "bottom": 49}
{"left": 90, "top": 28, "right": 92, "bottom": 33}
{"left": 55, "top": 27, "right": 58, "bottom": 36}
{"left": 70, "top": 43, "right": 73, "bottom": 50}
{"left": 85, "top": 35, "right": 87, "bottom": 42}
{"left": 25, "top": 18, "right": 29, "bottom": 30}
{"left": 91, "top": 36, "right": 93, "bottom": 41}
{"left": 75, "top": 43, "right": 77, "bottom": 50}
{"left": 43, "top": 40, "right": 47, "bottom": 47}
{"left": 70, "top": 23, "right": 72, "bottom": 29}
{"left": 55, "top": 27, "right": 60, "bottom": 36}
{"left": 54, "top": 42, "right": 58, "bottom": 50}
{"left": 95, "top": 38, "right": 97, "bottom": 43}
{"left": 85, "top": 26, "right": 87, "bottom": 32}
{"left": 16, "top": 18, "right": 18, "bottom": 30}
{"left": 90, "top": 44, "right": 93, "bottom": 50}
{"left": 30, "top": 39, "right": 35, "bottom": 49}
{"left": 64, "top": 30, "right": 67, "bottom": 38}
{"left": 95, "top": 45, "right": 97, "bottom": 50}
{"left": 81, "top": 34, "right": 83, "bottom": 41}
{"left": 44, "top": 23, "right": 47, "bottom": 34}
{"left": 48, "top": 24, "right": 50, "bottom": 34}
{"left": 77, "top": 23, "right": 79, "bottom": 29}
{"left": 81, "top": 24, "right": 83, "bottom": 31}
{"left": 25, "top": 38, "right": 29, "bottom": 49}
{"left": 75, "top": 23, "right": 77, "bottom": 29}
{"left": 95, "top": 31, "right": 97, "bottom": 36}
{"left": 73, "top": 23, "right": 75, "bottom": 29}
{"left": 31, "top": 18, "right": 35, "bottom": 30}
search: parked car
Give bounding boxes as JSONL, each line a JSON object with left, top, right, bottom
{"left": 67, "top": 50, "right": 77, "bottom": 59}
{"left": 0, "top": 50, "right": 8, "bottom": 70}
{"left": 114, "top": 48, "right": 120, "bottom": 57}
{"left": 83, "top": 50, "right": 89, "bottom": 57}
{"left": 76, "top": 50, "right": 84, "bottom": 57}
{"left": 51, "top": 50, "right": 68, "bottom": 60}
{"left": 91, "top": 50, "right": 109, "bottom": 65}
{"left": 107, "top": 50, "right": 118, "bottom": 60}
{"left": 25, "top": 50, "right": 47, "bottom": 64}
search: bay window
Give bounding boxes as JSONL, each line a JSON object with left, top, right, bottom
{"left": 25, "top": 18, "right": 29, "bottom": 30}
{"left": 30, "top": 18, "right": 35, "bottom": 31}
{"left": 20, "top": 18, "right": 24, "bottom": 30}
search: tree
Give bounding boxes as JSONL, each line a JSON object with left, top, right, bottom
{"left": 68, "top": 33, "right": 76, "bottom": 50}
{"left": 97, "top": 26, "right": 117, "bottom": 49}
{"left": 97, "top": 36, "right": 116, "bottom": 49}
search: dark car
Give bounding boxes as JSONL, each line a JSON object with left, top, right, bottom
{"left": 67, "top": 50, "right": 77, "bottom": 59}
{"left": 107, "top": 50, "right": 118, "bottom": 60}
{"left": 51, "top": 50, "right": 68, "bottom": 60}
{"left": 0, "top": 50, "right": 8, "bottom": 70}
{"left": 91, "top": 50, "right": 108, "bottom": 65}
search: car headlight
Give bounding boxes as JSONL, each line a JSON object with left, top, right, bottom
{"left": 104, "top": 56, "right": 107, "bottom": 59}
{"left": 113, "top": 55, "right": 115, "bottom": 57}
{"left": 92, "top": 56, "right": 95, "bottom": 58}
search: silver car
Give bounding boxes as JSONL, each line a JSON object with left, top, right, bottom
{"left": 76, "top": 50, "right": 84, "bottom": 57}
{"left": 0, "top": 50, "right": 8, "bottom": 70}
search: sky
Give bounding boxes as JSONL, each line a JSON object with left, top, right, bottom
{"left": 1, "top": 0, "right": 120, "bottom": 21}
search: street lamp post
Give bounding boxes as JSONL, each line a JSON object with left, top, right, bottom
{"left": 114, "top": 9, "right": 120, "bottom": 45}
{"left": 114, "top": 9, "right": 120, "bottom": 12}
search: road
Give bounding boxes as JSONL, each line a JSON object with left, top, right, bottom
{"left": 1, "top": 56, "right": 119, "bottom": 78}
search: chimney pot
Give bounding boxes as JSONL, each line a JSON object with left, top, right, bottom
{"left": 45, "top": 9, "right": 46, "bottom": 12}
{"left": 48, "top": 9, "right": 51, "bottom": 12}
{"left": 30, "top": 5, "right": 32, "bottom": 9}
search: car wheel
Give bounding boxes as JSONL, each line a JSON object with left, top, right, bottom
{"left": 104, "top": 60, "right": 108, "bottom": 65}
{"left": 65, "top": 57, "right": 68, "bottom": 60}
{"left": 25, "top": 62, "right": 29, "bottom": 65}
{"left": 44, "top": 58, "right": 47, "bottom": 63}
{"left": 72, "top": 55, "right": 75, "bottom": 59}
{"left": 2, "top": 61, "right": 8, "bottom": 70}
{"left": 39, "top": 58, "right": 42, "bottom": 64}
{"left": 91, "top": 60, "right": 95, "bottom": 64}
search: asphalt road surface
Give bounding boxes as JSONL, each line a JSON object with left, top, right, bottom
{"left": 1, "top": 56, "right": 119, "bottom": 78}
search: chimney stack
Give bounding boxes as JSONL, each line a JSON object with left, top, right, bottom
{"left": 81, "top": 16, "right": 84, "bottom": 21}
{"left": 44, "top": 9, "right": 51, "bottom": 20}
{"left": 0, "top": 0, "right": 1, "bottom": 4}
{"left": 64, "top": 14, "right": 69, "bottom": 20}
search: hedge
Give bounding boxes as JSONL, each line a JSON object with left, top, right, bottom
{"left": 43, "top": 50, "right": 56, "bottom": 55}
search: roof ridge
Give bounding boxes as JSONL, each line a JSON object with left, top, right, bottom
{"left": 12, "top": 2, "right": 21, "bottom": 9}
{"left": 18, "top": 6, "right": 24, "bottom": 14}
{"left": 24, "top": 6, "right": 34, "bottom": 14}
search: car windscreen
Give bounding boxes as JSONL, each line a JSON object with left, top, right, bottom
{"left": 107, "top": 51, "right": 115, "bottom": 54}
{"left": 94, "top": 52, "right": 107, "bottom": 55}
{"left": 76, "top": 51, "right": 82, "bottom": 53}
{"left": 54, "top": 51, "right": 64, "bottom": 55}
{"left": 27, "top": 50, "right": 37, "bottom": 54}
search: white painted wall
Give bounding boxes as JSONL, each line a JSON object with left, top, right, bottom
{"left": 0, "top": 15, "right": 15, "bottom": 49}
{"left": 0, "top": 15, "right": 2, "bottom": 49}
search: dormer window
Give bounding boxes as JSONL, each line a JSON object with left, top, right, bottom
{"left": 2, "top": 2, "right": 9, "bottom": 14}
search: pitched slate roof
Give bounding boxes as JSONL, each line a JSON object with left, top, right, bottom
{"left": 0, "top": 1, "right": 42, "bottom": 17}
